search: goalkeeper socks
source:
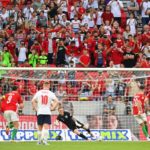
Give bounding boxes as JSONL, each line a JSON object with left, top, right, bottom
{"left": 38, "top": 131, "right": 42, "bottom": 142}
{"left": 142, "top": 126, "right": 149, "bottom": 138}
{"left": 86, "top": 129, "right": 91, "bottom": 134}
{"left": 79, "top": 133, "right": 88, "bottom": 140}
{"left": 11, "top": 128, "right": 18, "bottom": 140}
{"left": 42, "top": 129, "right": 49, "bottom": 142}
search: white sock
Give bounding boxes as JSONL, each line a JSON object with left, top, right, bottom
{"left": 42, "top": 129, "right": 49, "bottom": 142}
{"left": 38, "top": 131, "right": 42, "bottom": 142}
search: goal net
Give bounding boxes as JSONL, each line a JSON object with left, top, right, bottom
{"left": 0, "top": 68, "right": 150, "bottom": 141}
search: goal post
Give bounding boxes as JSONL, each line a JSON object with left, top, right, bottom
{"left": 0, "top": 67, "right": 150, "bottom": 141}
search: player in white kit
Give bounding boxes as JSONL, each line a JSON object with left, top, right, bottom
{"left": 32, "top": 81, "right": 59, "bottom": 145}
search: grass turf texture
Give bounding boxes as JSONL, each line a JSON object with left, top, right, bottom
{"left": 0, "top": 142, "right": 149, "bottom": 150}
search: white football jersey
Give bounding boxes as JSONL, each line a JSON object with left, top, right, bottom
{"left": 32, "top": 90, "right": 57, "bottom": 115}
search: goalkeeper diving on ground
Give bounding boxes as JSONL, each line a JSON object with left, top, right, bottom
{"left": 54, "top": 106, "right": 102, "bottom": 141}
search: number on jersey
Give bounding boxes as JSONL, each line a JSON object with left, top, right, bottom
{"left": 7, "top": 95, "right": 12, "bottom": 104}
{"left": 41, "top": 95, "right": 48, "bottom": 105}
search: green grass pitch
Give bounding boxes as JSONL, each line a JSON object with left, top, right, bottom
{"left": 0, "top": 141, "right": 150, "bottom": 150}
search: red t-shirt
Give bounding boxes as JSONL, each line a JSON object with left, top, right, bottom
{"left": 28, "top": 83, "right": 37, "bottom": 95}
{"left": 78, "top": 7, "right": 86, "bottom": 19}
{"left": 109, "top": 49, "right": 123, "bottom": 65}
{"left": 79, "top": 54, "right": 90, "bottom": 67}
{"left": 1, "top": 91, "right": 23, "bottom": 112}
{"left": 5, "top": 41, "right": 16, "bottom": 57}
{"left": 66, "top": 87, "right": 78, "bottom": 101}
{"left": 101, "top": 12, "right": 114, "bottom": 24}
{"left": 31, "top": 45, "right": 42, "bottom": 55}
{"left": 66, "top": 45, "right": 80, "bottom": 56}
{"left": 132, "top": 93, "right": 145, "bottom": 115}
{"left": 116, "top": 39, "right": 124, "bottom": 48}
{"left": 141, "top": 33, "right": 150, "bottom": 44}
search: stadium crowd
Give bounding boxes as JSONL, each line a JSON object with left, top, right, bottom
{"left": 0, "top": 0, "right": 149, "bottom": 68}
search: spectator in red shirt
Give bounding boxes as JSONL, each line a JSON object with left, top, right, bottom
{"left": 66, "top": 82, "right": 78, "bottom": 101}
{"left": 111, "top": 21, "right": 124, "bottom": 41}
{"left": 31, "top": 40, "right": 42, "bottom": 55}
{"left": 141, "top": 25, "right": 150, "bottom": 45}
{"left": 101, "top": 6, "right": 114, "bottom": 25}
{"left": 108, "top": 42, "right": 124, "bottom": 68}
{"left": 28, "top": 80, "right": 37, "bottom": 95}
{"left": 79, "top": 49, "right": 90, "bottom": 67}
{"left": 116, "top": 33, "right": 124, "bottom": 49}
{"left": 136, "top": 53, "right": 150, "bottom": 68}
{"left": 77, "top": 1, "right": 86, "bottom": 19}
{"left": 66, "top": 41, "right": 80, "bottom": 57}
{"left": 5, "top": 36, "right": 16, "bottom": 60}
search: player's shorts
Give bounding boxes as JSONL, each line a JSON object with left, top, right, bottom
{"left": 3, "top": 110, "right": 19, "bottom": 123}
{"left": 37, "top": 115, "right": 51, "bottom": 125}
{"left": 67, "top": 120, "right": 78, "bottom": 131}
{"left": 75, "top": 120, "right": 84, "bottom": 129}
{"left": 134, "top": 113, "right": 147, "bottom": 124}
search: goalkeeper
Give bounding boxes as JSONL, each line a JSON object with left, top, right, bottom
{"left": 54, "top": 106, "right": 96, "bottom": 140}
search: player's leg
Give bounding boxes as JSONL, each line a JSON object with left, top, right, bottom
{"left": 141, "top": 114, "right": 150, "bottom": 140}
{"left": 3, "top": 111, "right": 11, "bottom": 135}
{"left": 37, "top": 125, "right": 43, "bottom": 144}
{"left": 11, "top": 121, "right": 19, "bottom": 140}
{"left": 42, "top": 123, "right": 50, "bottom": 145}
{"left": 7, "top": 122, "right": 14, "bottom": 129}
{"left": 135, "top": 114, "right": 150, "bottom": 140}
{"left": 140, "top": 122, "right": 149, "bottom": 138}
{"left": 37, "top": 115, "right": 43, "bottom": 144}
{"left": 73, "top": 129, "right": 88, "bottom": 140}
{"left": 6, "top": 122, "right": 14, "bottom": 135}
{"left": 11, "top": 111, "right": 19, "bottom": 140}
{"left": 41, "top": 115, "right": 51, "bottom": 145}
{"left": 144, "top": 121, "right": 149, "bottom": 134}
{"left": 76, "top": 120, "right": 94, "bottom": 137}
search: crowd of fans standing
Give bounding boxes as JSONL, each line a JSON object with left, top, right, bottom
{"left": 0, "top": 0, "right": 149, "bottom": 68}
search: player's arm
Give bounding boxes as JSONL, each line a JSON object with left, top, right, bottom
{"left": 0, "top": 95, "right": 6, "bottom": 112}
{"left": 18, "top": 99, "right": 24, "bottom": 110}
{"left": 31, "top": 98, "right": 37, "bottom": 112}
{"left": 50, "top": 97, "right": 59, "bottom": 111}
{"left": 54, "top": 115, "right": 62, "bottom": 126}
{"left": 0, "top": 95, "right": 5, "bottom": 101}
{"left": 17, "top": 94, "right": 24, "bottom": 113}
{"left": 54, "top": 119, "right": 60, "bottom": 126}
{"left": 17, "top": 102, "right": 24, "bottom": 114}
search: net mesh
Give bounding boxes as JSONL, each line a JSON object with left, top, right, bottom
{"left": 0, "top": 68, "right": 150, "bottom": 141}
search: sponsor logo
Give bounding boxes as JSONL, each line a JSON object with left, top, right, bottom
{"left": 0, "top": 129, "right": 131, "bottom": 141}
{"left": 67, "top": 130, "right": 131, "bottom": 141}
{"left": 0, "top": 130, "right": 63, "bottom": 141}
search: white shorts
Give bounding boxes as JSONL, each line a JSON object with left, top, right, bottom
{"left": 4, "top": 110, "right": 19, "bottom": 123}
{"left": 134, "top": 113, "right": 147, "bottom": 125}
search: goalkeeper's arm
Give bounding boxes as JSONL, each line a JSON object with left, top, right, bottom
{"left": 54, "top": 119, "right": 60, "bottom": 126}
